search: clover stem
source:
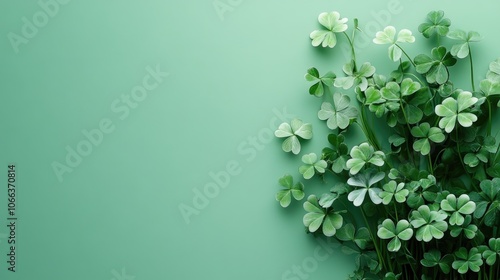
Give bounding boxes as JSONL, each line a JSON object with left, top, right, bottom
{"left": 358, "top": 106, "right": 382, "bottom": 151}
{"left": 404, "top": 72, "right": 425, "bottom": 86}
{"left": 360, "top": 207, "right": 386, "bottom": 270}
{"left": 403, "top": 246, "right": 419, "bottom": 278}
{"left": 428, "top": 153, "right": 434, "bottom": 175}
{"left": 395, "top": 44, "right": 416, "bottom": 67}
{"left": 343, "top": 32, "right": 357, "bottom": 70}
{"left": 469, "top": 44, "right": 476, "bottom": 92}
{"left": 487, "top": 98, "right": 493, "bottom": 137}
{"left": 490, "top": 265, "right": 494, "bottom": 280}
{"left": 455, "top": 128, "right": 468, "bottom": 175}
{"left": 393, "top": 203, "right": 399, "bottom": 221}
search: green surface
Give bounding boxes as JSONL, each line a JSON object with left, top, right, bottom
{"left": 0, "top": 0, "right": 499, "bottom": 279}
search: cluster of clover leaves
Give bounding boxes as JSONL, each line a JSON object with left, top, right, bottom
{"left": 274, "top": 11, "right": 500, "bottom": 280}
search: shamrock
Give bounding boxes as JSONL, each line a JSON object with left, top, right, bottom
{"left": 377, "top": 219, "right": 413, "bottom": 252}
{"left": 274, "top": 118, "right": 312, "bottom": 154}
{"left": 336, "top": 224, "right": 372, "bottom": 250}
{"left": 373, "top": 26, "right": 415, "bottom": 62}
{"left": 418, "top": 10, "right": 451, "bottom": 38}
{"left": 420, "top": 249, "right": 454, "bottom": 274}
{"left": 379, "top": 180, "right": 409, "bottom": 205}
{"left": 322, "top": 134, "right": 349, "bottom": 173}
{"left": 347, "top": 169, "right": 385, "bottom": 206}
{"left": 299, "top": 153, "right": 327, "bottom": 179}
{"left": 410, "top": 205, "right": 448, "bottom": 242}
{"left": 377, "top": 79, "right": 424, "bottom": 125}
{"left": 469, "top": 178, "right": 500, "bottom": 226}
{"left": 449, "top": 215, "right": 478, "bottom": 239}
{"left": 447, "top": 30, "right": 481, "bottom": 59}
{"left": 452, "top": 247, "right": 483, "bottom": 274}
{"left": 486, "top": 58, "right": 500, "bottom": 82}
{"left": 303, "top": 195, "right": 343, "bottom": 236}
{"left": 483, "top": 238, "right": 500, "bottom": 266}
{"left": 415, "top": 46, "right": 457, "bottom": 84}
{"left": 435, "top": 90, "right": 478, "bottom": 133}
{"left": 440, "top": 194, "right": 475, "bottom": 228}
{"left": 275, "top": 174, "right": 305, "bottom": 207}
{"left": 334, "top": 61, "right": 376, "bottom": 91}
{"left": 305, "top": 67, "right": 336, "bottom": 97}
{"left": 310, "top": 11, "right": 348, "bottom": 48}
{"left": 346, "top": 142, "right": 385, "bottom": 175}
{"left": 411, "top": 123, "right": 446, "bottom": 155}
{"left": 464, "top": 136, "right": 497, "bottom": 168}
{"left": 318, "top": 92, "right": 358, "bottom": 130}
{"left": 479, "top": 79, "right": 500, "bottom": 98}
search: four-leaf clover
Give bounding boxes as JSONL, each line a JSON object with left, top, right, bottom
{"left": 452, "top": 247, "right": 483, "bottom": 274}
{"left": 410, "top": 205, "right": 448, "bottom": 242}
{"left": 435, "top": 91, "right": 478, "bottom": 133}
{"left": 334, "top": 61, "right": 376, "bottom": 91}
{"left": 310, "top": 12, "right": 348, "bottom": 48}
{"left": 275, "top": 174, "right": 305, "bottom": 207}
{"left": 418, "top": 10, "right": 451, "bottom": 38}
{"left": 373, "top": 26, "right": 415, "bottom": 62}
{"left": 318, "top": 92, "right": 358, "bottom": 130}
{"left": 440, "top": 194, "right": 476, "bottom": 226}
{"left": 274, "top": 119, "right": 312, "bottom": 154}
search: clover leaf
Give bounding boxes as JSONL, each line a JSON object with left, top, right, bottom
{"left": 347, "top": 169, "right": 385, "bottom": 206}
{"left": 411, "top": 123, "right": 445, "bottom": 155}
{"left": 435, "top": 91, "right": 478, "bottom": 133}
{"left": 346, "top": 142, "right": 385, "bottom": 175}
{"left": 483, "top": 238, "right": 500, "bottom": 266}
{"left": 464, "top": 136, "right": 496, "bottom": 168}
{"left": 373, "top": 26, "right": 415, "bottom": 62}
{"left": 305, "top": 67, "right": 336, "bottom": 97}
{"left": 410, "top": 205, "right": 448, "bottom": 242}
{"left": 322, "top": 134, "right": 349, "bottom": 173}
{"left": 418, "top": 10, "right": 451, "bottom": 38}
{"left": 275, "top": 174, "right": 305, "bottom": 208}
{"left": 318, "top": 92, "right": 358, "bottom": 130}
{"left": 440, "top": 194, "right": 476, "bottom": 226}
{"left": 470, "top": 178, "right": 500, "bottom": 226}
{"left": 275, "top": 119, "right": 313, "bottom": 154}
{"left": 452, "top": 247, "right": 483, "bottom": 274}
{"left": 303, "top": 195, "right": 343, "bottom": 236}
{"left": 415, "top": 46, "right": 456, "bottom": 84}
{"left": 299, "top": 153, "right": 327, "bottom": 179}
{"left": 334, "top": 61, "right": 376, "bottom": 91}
{"left": 421, "top": 249, "right": 454, "bottom": 274}
{"left": 486, "top": 58, "right": 500, "bottom": 82}
{"left": 379, "top": 180, "right": 409, "bottom": 205}
{"left": 377, "top": 219, "right": 413, "bottom": 252}
{"left": 447, "top": 30, "right": 481, "bottom": 59}
{"left": 449, "top": 215, "right": 477, "bottom": 239}
{"left": 310, "top": 11, "right": 348, "bottom": 48}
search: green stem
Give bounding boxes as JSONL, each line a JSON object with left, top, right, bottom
{"left": 469, "top": 44, "right": 476, "bottom": 92}
{"left": 487, "top": 98, "right": 493, "bottom": 137}
{"left": 395, "top": 44, "right": 416, "bottom": 67}
{"left": 360, "top": 207, "right": 386, "bottom": 270}
{"left": 343, "top": 32, "right": 357, "bottom": 69}
{"left": 428, "top": 153, "right": 434, "bottom": 175}
{"left": 455, "top": 128, "right": 468, "bottom": 176}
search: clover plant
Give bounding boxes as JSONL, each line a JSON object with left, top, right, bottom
{"left": 273, "top": 10, "right": 500, "bottom": 279}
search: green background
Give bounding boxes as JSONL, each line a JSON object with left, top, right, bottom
{"left": 1, "top": 0, "right": 499, "bottom": 279}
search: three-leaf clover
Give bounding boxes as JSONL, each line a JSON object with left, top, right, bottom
{"left": 440, "top": 194, "right": 476, "bottom": 226}
{"left": 449, "top": 215, "right": 478, "bottom": 239}
{"left": 418, "top": 10, "right": 451, "bottom": 38}
{"left": 274, "top": 119, "right": 312, "bottom": 154}
{"left": 318, "top": 92, "right": 358, "bottom": 130}
{"left": 470, "top": 178, "right": 500, "bottom": 226}
{"left": 346, "top": 142, "right": 385, "bottom": 175}
{"left": 310, "top": 11, "right": 348, "bottom": 48}
{"left": 322, "top": 134, "right": 349, "bottom": 173}
{"left": 411, "top": 123, "right": 445, "bottom": 155}
{"left": 377, "top": 219, "right": 413, "bottom": 252}
{"left": 435, "top": 91, "right": 478, "bottom": 133}
{"left": 483, "top": 238, "right": 500, "bottom": 266}
{"left": 275, "top": 174, "right": 305, "bottom": 207}
{"left": 305, "top": 67, "right": 336, "bottom": 97}
{"left": 334, "top": 61, "right": 376, "bottom": 91}
{"left": 452, "top": 247, "right": 483, "bottom": 274}
{"left": 379, "top": 181, "right": 409, "bottom": 205}
{"left": 303, "top": 195, "right": 343, "bottom": 236}
{"left": 415, "top": 46, "right": 457, "bottom": 84}
{"left": 410, "top": 205, "right": 448, "bottom": 242}
{"left": 447, "top": 30, "right": 481, "bottom": 59}
{"left": 347, "top": 169, "right": 385, "bottom": 206}
{"left": 373, "top": 26, "right": 415, "bottom": 62}
{"left": 420, "top": 249, "right": 454, "bottom": 274}
{"left": 299, "top": 153, "right": 327, "bottom": 179}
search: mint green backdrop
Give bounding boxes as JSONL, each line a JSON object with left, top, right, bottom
{"left": 1, "top": 1, "right": 499, "bottom": 279}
